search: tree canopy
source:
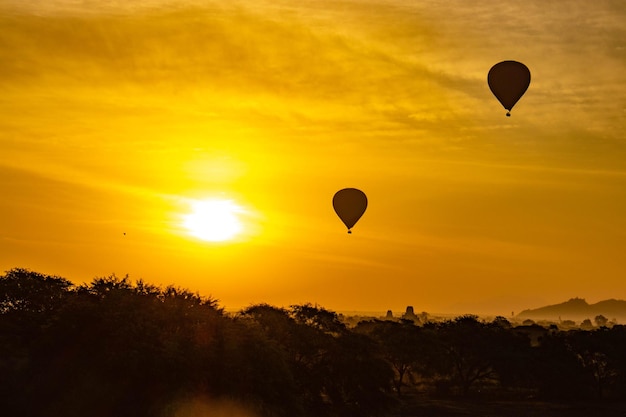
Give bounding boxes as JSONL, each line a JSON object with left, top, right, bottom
{"left": 2, "top": 268, "right": 626, "bottom": 417}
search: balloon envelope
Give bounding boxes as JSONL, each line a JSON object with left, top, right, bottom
{"left": 488, "top": 61, "right": 530, "bottom": 115}
{"left": 333, "top": 188, "right": 367, "bottom": 233}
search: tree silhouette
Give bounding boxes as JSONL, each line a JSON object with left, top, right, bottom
{"left": 354, "top": 319, "right": 422, "bottom": 396}
{"left": 4, "top": 267, "right": 626, "bottom": 416}
{"left": 241, "top": 303, "right": 394, "bottom": 417}
{"left": 436, "top": 315, "right": 499, "bottom": 396}
{"left": 595, "top": 315, "right": 609, "bottom": 328}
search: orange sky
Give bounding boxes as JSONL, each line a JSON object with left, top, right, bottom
{"left": 1, "top": 0, "right": 626, "bottom": 316}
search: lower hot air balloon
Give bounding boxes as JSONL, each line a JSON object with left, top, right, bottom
{"left": 488, "top": 60, "right": 531, "bottom": 117}
{"left": 333, "top": 188, "right": 367, "bottom": 234}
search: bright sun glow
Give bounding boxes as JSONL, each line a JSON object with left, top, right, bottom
{"left": 183, "top": 199, "right": 244, "bottom": 242}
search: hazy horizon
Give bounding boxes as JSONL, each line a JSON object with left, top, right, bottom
{"left": 2, "top": 0, "right": 625, "bottom": 315}
{"left": 4, "top": 265, "right": 623, "bottom": 319}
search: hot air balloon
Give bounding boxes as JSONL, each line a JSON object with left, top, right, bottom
{"left": 488, "top": 61, "right": 531, "bottom": 116}
{"left": 333, "top": 188, "right": 367, "bottom": 234}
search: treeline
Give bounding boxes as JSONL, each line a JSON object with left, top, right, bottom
{"left": 2, "top": 268, "right": 626, "bottom": 417}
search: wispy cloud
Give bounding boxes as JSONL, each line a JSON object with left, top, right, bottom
{"left": 2, "top": 0, "right": 626, "bottom": 311}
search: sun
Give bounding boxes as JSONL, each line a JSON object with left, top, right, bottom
{"left": 182, "top": 199, "right": 244, "bottom": 242}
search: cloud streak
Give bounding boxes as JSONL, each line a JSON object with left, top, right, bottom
{"left": 2, "top": 0, "right": 626, "bottom": 312}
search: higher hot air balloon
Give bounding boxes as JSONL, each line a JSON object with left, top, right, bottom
{"left": 333, "top": 188, "right": 367, "bottom": 234}
{"left": 488, "top": 61, "right": 531, "bottom": 117}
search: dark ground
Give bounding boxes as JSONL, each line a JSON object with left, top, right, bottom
{"left": 391, "top": 398, "right": 626, "bottom": 417}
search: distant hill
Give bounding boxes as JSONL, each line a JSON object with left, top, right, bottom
{"left": 516, "top": 298, "right": 626, "bottom": 322}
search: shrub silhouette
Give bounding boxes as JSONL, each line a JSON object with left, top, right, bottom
{"left": 3, "top": 268, "right": 626, "bottom": 417}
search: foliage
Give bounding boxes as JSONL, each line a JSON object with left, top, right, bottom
{"left": 2, "top": 267, "right": 626, "bottom": 417}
